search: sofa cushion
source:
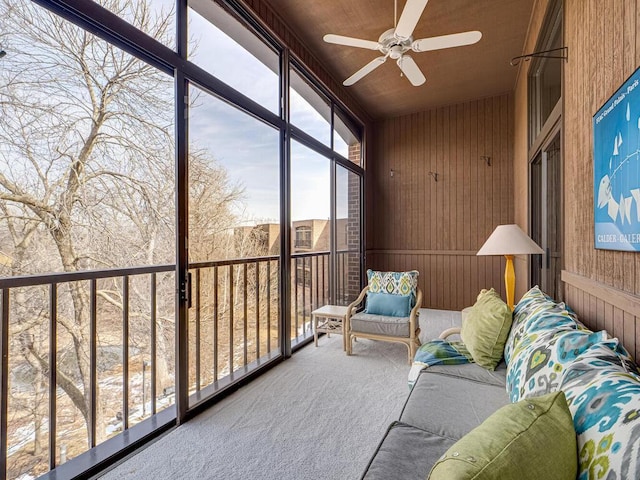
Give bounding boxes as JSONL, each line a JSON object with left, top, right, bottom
{"left": 400, "top": 369, "right": 509, "bottom": 440}
{"left": 506, "top": 329, "right": 609, "bottom": 402}
{"left": 428, "top": 391, "right": 577, "bottom": 480}
{"left": 425, "top": 361, "right": 507, "bottom": 388}
{"left": 365, "top": 291, "right": 411, "bottom": 317}
{"left": 460, "top": 288, "right": 512, "bottom": 370}
{"left": 560, "top": 341, "right": 640, "bottom": 480}
{"left": 361, "top": 422, "right": 455, "bottom": 480}
{"left": 350, "top": 312, "right": 410, "bottom": 337}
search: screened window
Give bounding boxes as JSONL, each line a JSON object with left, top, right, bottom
{"left": 188, "top": 0, "right": 280, "bottom": 114}
{"left": 0, "top": 2, "right": 176, "bottom": 477}
{"left": 94, "top": 0, "right": 176, "bottom": 49}
{"left": 334, "top": 107, "right": 362, "bottom": 165}
{"left": 529, "top": 0, "right": 562, "bottom": 144}
{"left": 0, "top": 0, "right": 365, "bottom": 478}
{"left": 290, "top": 67, "right": 331, "bottom": 146}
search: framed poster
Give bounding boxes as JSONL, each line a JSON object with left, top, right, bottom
{"left": 593, "top": 66, "right": 640, "bottom": 251}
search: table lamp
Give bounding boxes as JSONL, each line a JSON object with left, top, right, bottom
{"left": 476, "top": 224, "right": 544, "bottom": 310}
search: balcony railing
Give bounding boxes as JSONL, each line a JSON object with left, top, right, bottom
{"left": 1, "top": 250, "right": 360, "bottom": 479}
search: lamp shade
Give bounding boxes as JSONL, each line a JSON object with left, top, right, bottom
{"left": 476, "top": 224, "right": 544, "bottom": 256}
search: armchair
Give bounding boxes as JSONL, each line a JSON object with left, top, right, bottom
{"left": 345, "top": 274, "right": 423, "bottom": 364}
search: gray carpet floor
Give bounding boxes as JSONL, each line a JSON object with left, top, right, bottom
{"left": 99, "top": 309, "right": 462, "bottom": 479}
{"left": 99, "top": 335, "right": 412, "bottom": 480}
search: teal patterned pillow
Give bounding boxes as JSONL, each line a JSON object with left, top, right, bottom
{"left": 505, "top": 287, "right": 581, "bottom": 365}
{"left": 366, "top": 269, "right": 419, "bottom": 306}
{"left": 561, "top": 339, "right": 639, "bottom": 388}
{"left": 560, "top": 342, "right": 640, "bottom": 480}
{"left": 505, "top": 287, "right": 556, "bottom": 364}
{"left": 506, "top": 329, "right": 609, "bottom": 403}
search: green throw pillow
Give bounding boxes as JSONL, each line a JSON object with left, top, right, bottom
{"left": 460, "top": 288, "right": 512, "bottom": 370}
{"left": 428, "top": 391, "right": 577, "bottom": 480}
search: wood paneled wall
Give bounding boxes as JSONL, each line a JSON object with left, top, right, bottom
{"left": 367, "top": 94, "right": 514, "bottom": 310}
{"left": 562, "top": 0, "right": 640, "bottom": 360}
{"left": 513, "top": 0, "right": 640, "bottom": 360}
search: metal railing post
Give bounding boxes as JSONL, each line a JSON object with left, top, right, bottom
{"left": 89, "top": 279, "right": 97, "bottom": 447}
{"left": 49, "top": 284, "right": 58, "bottom": 469}
{"left": 150, "top": 273, "right": 157, "bottom": 415}
{"left": 1, "top": 290, "right": 9, "bottom": 480}
{"left": 122, "top": 276, "right": 130, "bottom": 430}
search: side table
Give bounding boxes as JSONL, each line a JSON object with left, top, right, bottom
{"left": 311, "top": 305, "right": 349, "bottom": 351}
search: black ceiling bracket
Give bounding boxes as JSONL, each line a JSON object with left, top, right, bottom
{"left": 510, "top": 46, "right": 568, "bottom": 67}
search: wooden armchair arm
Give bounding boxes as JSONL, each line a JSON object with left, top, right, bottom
{"left": 346, "top": 286, "right": 369, "bottom": 319}
{"left": 409, "top": 287, "right": 423, "bottom": 333}
{"left": 345, "top": 286, "right": 368, "bottom": 336}
{"left": 438, "top": 327, "right": 461, "bottom": 340}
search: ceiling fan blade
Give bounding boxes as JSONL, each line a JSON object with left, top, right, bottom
{"left": 344, "top": 56, "right": 387, "bottom": 86}
{"left": 394, "top": 0, "right": 429, "bottom": 40}
{"left": 397, "top": 55, "right": 426, "bottom": 86}
{"left": 412, "top": 31, "right": 482, "bottom": 52}
{"left": 323, "top": 34, "right": 380, "bottom": 51}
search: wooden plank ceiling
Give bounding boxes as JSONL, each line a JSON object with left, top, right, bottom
{"left": 264, "top": 0, "right": 535, "bottom": 119}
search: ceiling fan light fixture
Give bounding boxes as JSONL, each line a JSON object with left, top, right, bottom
{"left": 389, "top": 45, "right": 405, "bottom": 59}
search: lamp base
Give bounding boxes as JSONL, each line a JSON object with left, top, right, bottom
{"left": 504, "top": 254, "right": 515, "bottom": 310}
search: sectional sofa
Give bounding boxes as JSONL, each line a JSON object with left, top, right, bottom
{"left": 359, "top": 287, "right": 640, "bottom": 480}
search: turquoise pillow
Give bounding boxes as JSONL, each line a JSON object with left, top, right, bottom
{"left": 505, "top": 286, "right": 581, "bottom": 365}
{"left": 560, "top": 342, "right": 640, "bottom": 479}
{"left": 506, "top": 329, "right": 608, "bottom": 402}
{"left": 365, "top": 292, "right": 411, "bottom": 317}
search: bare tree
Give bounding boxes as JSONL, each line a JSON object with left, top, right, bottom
{"left": 0, "top": 0, "right": 242, "bottom": 457}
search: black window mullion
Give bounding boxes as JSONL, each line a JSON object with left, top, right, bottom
{"left": 290, "top": 125, "right": 334, "bottom": 159}
{"left": 280, "top": 48, "right": 292, "bottom": 358}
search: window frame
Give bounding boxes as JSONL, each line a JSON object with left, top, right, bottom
{"left": 19, "top": 2, "right": 366, "bottom": 479}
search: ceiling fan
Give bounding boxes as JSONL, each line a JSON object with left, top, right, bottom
{"left": 323, "top": 0, "right": 482, "bottom": 87}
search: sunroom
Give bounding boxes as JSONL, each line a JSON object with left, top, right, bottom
{"left": 1, "top": 0, "right": 639, "bottom": 479}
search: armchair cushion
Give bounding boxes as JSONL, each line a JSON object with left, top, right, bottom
{"left": 350, "top": 312, "right": 411, "bottom": 338}
{"left": 365, "top": 292, "right": 412, "bottom": 317}
{"left": 366, "top": 269, "right": 419, "bottom": 306}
